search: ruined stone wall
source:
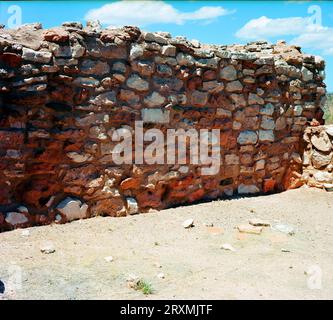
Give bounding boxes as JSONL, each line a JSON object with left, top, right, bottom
{"left": 301, "top": 125, "right": 333, "bottom": 190}
{"left": 0, "top": 22, "right": 326, "bottom": 230}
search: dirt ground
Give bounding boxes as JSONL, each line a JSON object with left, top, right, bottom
{"left": 0, "top": 187, "right": 333, "bottom": 300}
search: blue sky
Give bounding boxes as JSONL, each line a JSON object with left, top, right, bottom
{"left": 0, "top": 1, "right": 332, "bottom": 91}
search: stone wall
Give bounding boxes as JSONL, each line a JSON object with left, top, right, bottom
{"left": 0, "top": 22, "right": 326, "bottom": 231}
{"left": 301, "top": 125, "right": 333, "bottom": 190}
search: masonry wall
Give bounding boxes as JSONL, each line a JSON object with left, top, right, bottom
{"left": 0, "top": 22, "right": 327, "bottom": 230}
{"left": 301, "top": 125, "right": 333, "bottom": 189}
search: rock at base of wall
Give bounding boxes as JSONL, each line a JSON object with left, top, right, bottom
{"left": 56, "top": 197, "right": 89, "bottom": 221}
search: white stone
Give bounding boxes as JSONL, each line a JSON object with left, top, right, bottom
{"left": 313, "top": 171, "right": 333, "bottom": 183}
{"left": 129, "top": 44, "right": 144, "bottom": 60}
{"left": 224, "top": 188, "right": 233, "bottom": 196}
{"left": 67, "top": 152, "right": 92, "bottom": 163}
{"left": 220, "top": 65, "right": 237, "bottom": 81}
{"left": 127, "top": 74, "right": 149, "bottom": 91}
{"left": 22, "top": 48, "right": 52, "bottom": 63}
{"left": 255, "top": 159, "right": 265, "bottom": 171}
{"left": 249, "top": 218, "right": 270, "bottom": 227}
{"left": 259, "top": 130, "right": 275, "bottom": 142}
{"left": 272, "top": 223, "right": 295, "bottom": 235}
{"left": 5, "top": 212, "right": 28, "bottom": 226}
{"left": 56, "top": 197, "right": 88, "bottom": 221}
{"left": 112, "top": 61, "right": 127, "bottom": 73}
{"left": 144, "top": 92, "right": 166, "bottom": 108}
{"left": 230, "top": 94, "right": 246, "bottom": 107}
{"left": 226, "top": 80, "right": 243, "bottom": 92}
{"left": 312, "top": 150, "right": 332, "bottom": 169}
{"left": 225, "top": 154, "right": 239, "bottom": 165}
{"left": 203, "top": 81, "right": 224, "bottom": 92}
{"left": 40, "top": 242, "right": 55, "bottom": 254}
{"left": 221, "top": 243, "right": 236, "bottom": 251}
{"left": 248, "top": 93, "right": 264, "bottom": 105}
{"left": 104, "top": 256, "right": 114, "bottom": 262}
{"left": 301, "top": 66, "right": 313, "bottom": 82}
{"left": 176, "top": 52, "right": 195, "bottom": 66}
{"left": 325, "top": 126, "right": 333, "bottom": 137}
{"left": 143, "top": 32, "right": 168, "bottom": 44}
{"left": 126, "top": 197, "right": 139, "bottom": 215}
{"left": 233, "top": 121, "right": 242, "bottom": 130}
{"left": 237, "top": 131, "right": 258, "bottom": 145}
{"left": 261, "top": 116, "right": 275, "bottom": 130}
{"left": 260, "top": 103, "right": 274, "bottom": 115}
{"left": 141, "top": 108, "right": 170, "bottom": 123}
{"left": 161, "top": 45, "right": 176, "bottom": 56}
{"left": 311, "top": 132, "right": 332, "bottom": 152}
{"left": 182, "top": 218, "right": 194, "bottom": 229}
{"left": 73, "top": 77, "right": 99, "bottom": 88}
{"left": 238, "top": 184, "right": 260, "bottom": 194}
{"left": 90, "top": 91, "right": 116, "bottom": 107}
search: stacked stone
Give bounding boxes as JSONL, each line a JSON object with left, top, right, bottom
{"left": 301, "top": 125, "right": 333, "bottom": 189}
{"left": 0, "top": 22, "right": 326, "bottom": 230}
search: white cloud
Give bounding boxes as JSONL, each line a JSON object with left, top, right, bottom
{"left": 293, "top": 28, "right": 333, "bottom": 56}
{"left": 236, "top": 6, "right": 333, "bottom": 56}
{"left": 235, "top": 16, "right": 315, "bottom": 40}
{"left": 85, "top": 0, "right": 233, "bottom": 27}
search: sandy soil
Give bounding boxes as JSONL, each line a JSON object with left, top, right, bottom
{"left": 0, "top": 187, "right": 333, "bottom": 300}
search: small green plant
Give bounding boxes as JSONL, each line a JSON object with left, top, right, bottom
{"left": 136, "top": 279, "right": 154, "bottom": 295}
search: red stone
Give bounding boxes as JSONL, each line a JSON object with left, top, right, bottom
{"left": 188, "top": 188, "right": 205, "bottom": 202}
{"left": 263, "top": 178, "right": 276, "bottom": 193}
{"left": 203, "top": 70, "right": 216, "bottom": 81}
{"left": 282, "top": 168, "right": 303, "bottom": 190}
{"left": 26, "top": 163, "right": 56, "bottom": 175}
{"left": 310, "top": 118, "right": 320, "bottom": 127}
{"left": 187, "top": 77, "right": 202, "bottom": 90}
{"left": 203, "top": 178, "right": 219, "bottom": 190}
{"left": 90, "top": 198, "right": 125, "bottom": 216}
{"left": 120, "top": 177, "right": 141, "bottom": 190}
{"left": 0, "top": 53, "right": 22, "bottom": 67}
{"left": 220, "top": 131, "right": 236, "bottom": 148}
{"left": 36, "top": 148, "right": 64, "bottom": 164}
{"left": 136, "top": 189, "right": 164, "bottom": 209}
{"left": 20, "top": 179, "right": 61, "bottom": 207}
{"left": 43, "top": 28, "right": 69, "bottom": 43}
{"left": 0, "top": 131, "right": 24, "bottom": 148}
{"left": 169, "top": 176, "right": 195, "bottom": 190}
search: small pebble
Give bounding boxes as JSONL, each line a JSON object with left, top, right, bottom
{"left": 221, "top": 243, "right": 236, "bottom": 252}
{"left": 40, "top": 245, "right": 55, "bottom": 254}
{"left": 237, "top": 224, "right": 263, "bottom": 234}
{"left": 272, "top": 223, "right": 295, "bottom": 235}
{"left": 249, "top": 218, "right": 270, "bottom": 227}
{"left": 104, "top": 256, "right": 114, "bottom": 262}
{"left": 157, "top": 272, "right": 165, "bottom": 279}
{"left": 203, "top": 222, "right": 214, "bottom": 227}
{"left": 182, "top": 218, "right": 194, "bottom": 229}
